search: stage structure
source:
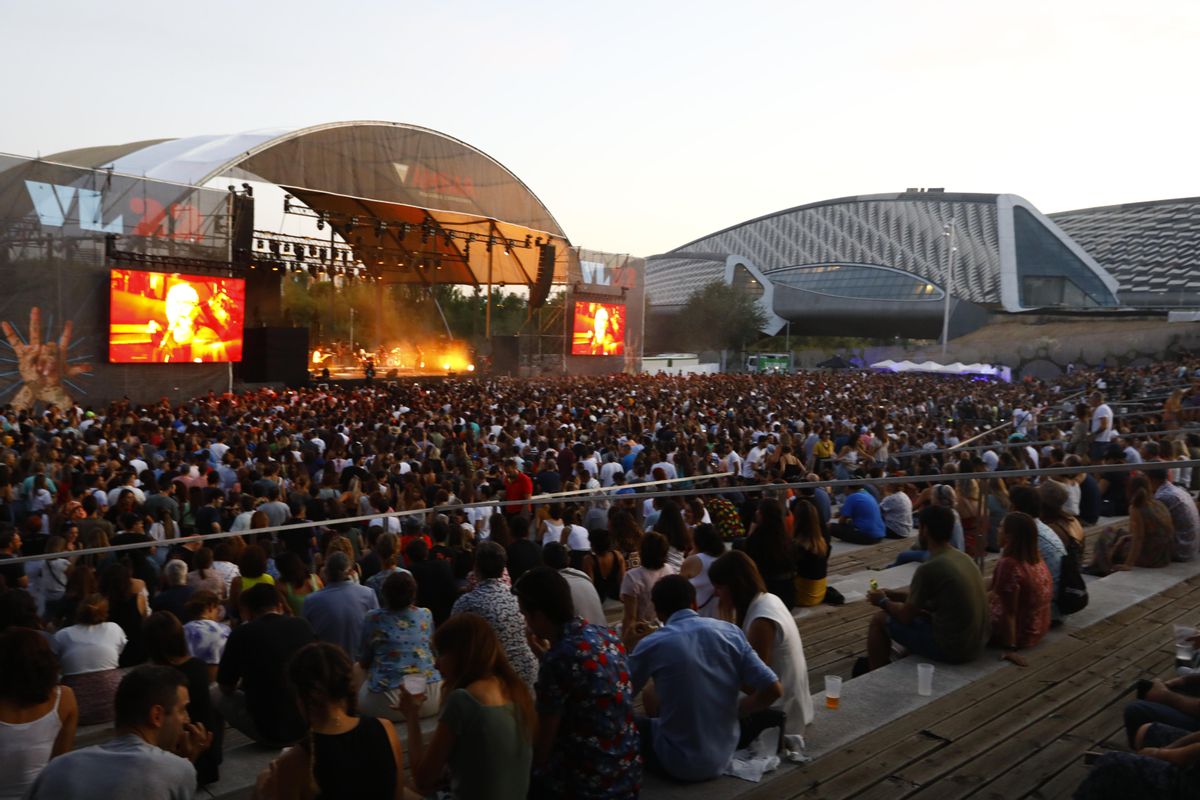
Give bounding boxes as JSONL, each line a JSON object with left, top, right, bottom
{"left": 0, "top": 121, "right": 617, "bottom": 407}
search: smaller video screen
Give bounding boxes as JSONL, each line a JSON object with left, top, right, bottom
{"left": 571, "top": 300, "right": 625, "bottom": 357}
{"left": 109, "top": 268, "right": 245, "bottom": 363}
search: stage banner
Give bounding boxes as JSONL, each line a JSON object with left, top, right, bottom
{"left": 566, "top": 248, "right": 645, "bottom": 375}
{"left": 0, "top": 154, "right": 233, "bottom": 409}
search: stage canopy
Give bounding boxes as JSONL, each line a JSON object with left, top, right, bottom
{"left": 45, "top": 121, "right": 570, "bottom": 286}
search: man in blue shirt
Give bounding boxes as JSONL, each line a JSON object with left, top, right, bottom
{"left": 628, "top": 576, "right": 782, "bottom": 782}
{"left": 832, "top": 485, "right": 886, "bottom": 545}
{"left": 302, "top": 551, "right": 378, "bottom": 655}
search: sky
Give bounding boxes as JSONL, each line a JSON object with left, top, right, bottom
{"left": 2, "top": 0, "right": 1198, "bottom": 257}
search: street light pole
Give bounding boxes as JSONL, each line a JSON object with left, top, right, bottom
{"left": 941, "top": 220, "right": 957, "bottom": 360}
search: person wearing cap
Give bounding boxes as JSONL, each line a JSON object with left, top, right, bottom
{"left": 300, "top": 552, "right": 378, "bottom": 656}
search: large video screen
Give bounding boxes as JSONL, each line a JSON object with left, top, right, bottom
{"left": 109, "top": 269, "right": 245, "bottom": 363}
{"left": 571, "top": 300, "right": 625, "bottom": 357}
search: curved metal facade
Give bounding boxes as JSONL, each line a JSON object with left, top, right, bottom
{"left": 646, "top": 193, "right": 1121, "bottom": 328}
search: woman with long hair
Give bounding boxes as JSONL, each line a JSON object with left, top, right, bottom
{"left": 679, "top": 523, "right": 726, "bottom": 618}
{"left": 98, "top": 562, "right": 148, "bottom": 667}
{"left": 1088, "top": 475, "right": 1175, "bottom": 575}
{"left": 619, "top": 532, "right": 676, "bottom": 640}
{"left": 744, "top": 498, "right": 796, "bottom": 609}
{"left": 708, "top": 551, "right": 812, "bottom": 737}
{"left": 227, "top": 544, "right": 275, "bottom": 621}
{"left": 276, "top": 552, "right": 324, "bottom": 616}
{"left": 187, "top": 547, "right": 225, "bottom": 598}
{"left": 608, "top": 507, "right": 643, "bottom": 569}
{"left": 255, "top": 642, "right": 404, "bottom": 800}
{"left": 989, "top": 512, "right": 1053, "bottom": 665}
{"left": 653, "top": 500, "right": 693, "bottom": 571}
{"left": 397, "top": 613, "right": 534, "bottom": 800}
{"left": 589, "top": 528, "right": 627, "bottom": 604}
{"left": 790, "top": 498, "right": 829, "bottom": 607}
{"left": 0, "top": 629, "right": 78, "bottom": 799}
{"left": 144, "top": 611, "right": 222, "bottom": 785}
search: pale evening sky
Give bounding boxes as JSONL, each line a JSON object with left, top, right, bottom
{"left": 2, "top": 0, "right": 1197, "bottom": 257}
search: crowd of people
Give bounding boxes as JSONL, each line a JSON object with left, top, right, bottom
{"left": 0, "top": 361, "right": 1196, "bottom": 798}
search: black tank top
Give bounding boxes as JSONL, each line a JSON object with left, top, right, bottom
{"left": 313, "top": 716, "right": 397, "bottom": 800}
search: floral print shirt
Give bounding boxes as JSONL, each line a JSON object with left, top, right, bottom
{"left": 358, "top": 606, "right": 440, "bottom": 694}
{"left": 534, "top": 618, "right": 641, "bottom": 799}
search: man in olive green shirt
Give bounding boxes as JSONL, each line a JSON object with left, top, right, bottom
{"left": 864, "top": 505, "right": 989, "bottom": 671}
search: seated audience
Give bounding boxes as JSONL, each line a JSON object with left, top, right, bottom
{"left": 620, "top": 531, "right": 676, "bottom": 642}
{"left": 1074, "top": 723, "right": 1200, "bottom": 799}
{"left": 54, "top": 593, "right": 127, "bottom": 725}
{"left": 864, "top": 505, "right": 989, "bottom": 671}
{"left": 26, "top": 665, "right": 212, "bottom": 800}
{"left": 831, "top": 485, "right": 886, "bottom": 545}
{"left": 628, "top": 575, "right": 782, "bottom": 782}
{"left": 988, "top": 512, "right": 1053, "bottom": 665}
{"left": 357, "top": 571, "right": 441, "bottom": 721}
{"left": 182, "top": 590, "right": 228, "bottom": 682}
{"left": 144, "top": 610, "right": 222, "bottom": 786}
{"left": 514, "top": 567, "right": 641, "bottom": 799}
{"left": 1010, "top": 485, "right": 1068, "bottom": 620}
{"left": 1088, "top": 475, "right": 1175, "bottom": 575}
{"left": 588, "top": 528, "right": 626, "bottom": 603}
{"left": 301, "top": 551, "right": 378, "bottom": 656}
{"left": 254, "top": 642, "right": 404, "bottom": 800}
{"left": 450, "top": 541, "right": 540, "bottom": 687}
{"left": 790, "top": 499, "right": 830, "bottom": 607}
{"left": 0, "top": 628, "right": 78, "bottom": 799}
{"left": 216, "top": 583, "right": 315, "bottom": 746}
{"left": 744, "top": 498, "right": 797, "bottom": 608}
{"left": 680, "top": 523, "right": 726, "bottom": 618}
{"left": 275, "top": 551, "right": 323, "bottom": 616}
{"left": 396, "top": 612, "right": 535, "bottom": 800}
{"left": 709, "top": 551, "right": 813, "bottom": 738}
{"left": 100, "top": 562, "right": 148, "bottom": 667}
{"left": 1147, "top": 466, "right": 1200, "bottom": 562}
{"left": 150, "top": 559, "right": 194, "bottom": 621}
{"left": 405, "top": 538, "right": 457, "bottom": 627}
{"left": 542, "top": 542, "right": 606, "bottom": 626}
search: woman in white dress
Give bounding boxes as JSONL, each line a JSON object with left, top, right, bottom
{"left": 709, "top": 550, "right": 812, "bottom": 737}
{"left": 679, "top": 524, "right": 726, "bottom": 619}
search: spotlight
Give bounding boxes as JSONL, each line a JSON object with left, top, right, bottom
{"left": 242, "top": 183, "right": 253, "bottom": 197}
{"left": 316, "top": 212, "right": 326, "bottom": 231}
{"left": 256, "top": 239, "right": 265, "bottom": 250}
{"left": 348, "top": 216, "right": 359, "bottom": 229}
{"left": 524, "top": 235, "right": 532, "bottom": 248}
{"left": 308, "top": 245, "right": 318, "bottom": 257}
{"left": 399, "top": 223, "right": 410, "bottom": 239}
{"left": 270, "top": 241, "right": 281, "bottom": 256}
{"left": 443, "top": 232, "right": 452, "bottom": 247}
{"left": 420, "top": 224, "right": 431, "bottom": 244}
{"left": 486, "top": 237, "right": 494, "bottom": 252}
{"left": 376, "top": 220, "right": 387, "bottom": 238}
{"left": 227, "top": 185, "right": 237, "bottom": 194}
{"left": 307, "top": 264, "right": 318, "bottom": 278}
{"left": 283, "top": 194, "right": 292, "bottom": 213}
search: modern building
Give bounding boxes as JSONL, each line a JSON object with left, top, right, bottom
{"left": 646, "top": 190, "right": 1141, "bottom": 341}
{"left": 1050, "top": 197, "right": 1200, "bottom": 308}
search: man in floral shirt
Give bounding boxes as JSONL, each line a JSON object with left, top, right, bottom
{"left": 515, "top": 567, "right": 641, "bottom": 799}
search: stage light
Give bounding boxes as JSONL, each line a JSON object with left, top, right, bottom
{"left": 399, "top": 223, "right": 410, "bottom": 238}
{"left": 270, "top": 241, "right": 281, "bottom": 256}
{"left": 349, "top": 216, "right": 359, "bottom": 229}
{"left": 256, "top": 239, "right": 265, "bottom": 250}
{"left": 467, "top": 364, "right": 475, "bottom": 372}
{"left": 524, "top": 235, "right": 532, "bottom": 248}
{"left": 420, "top": 224, "right": 431, "bottom": 244}
{"left": 242, "top": 183, "right": 253, "bottom": 197}
{"left": 283, "top": 194, "right": 292, "bottom": 213}
{"left": 228, "top": 185, "right": 237, "bottom": 194}
{"left": 443, "top": 232, "right": 452, "bottom": 247}
{"left": 308, "top": 245, "right": 318, "bottom": 257}
{"left": 486, "top": 237, "right": 494, "bottom": 252}
{"left": 316, "top": 212, "right": 326, "bottom": 231}
{"left": 503, "top": 241, "right": 510, "bottom": 255}
{"left": 376, "top": 221, "right": 387, "bottom": 238}
{"left": 282, "top": 243, "right": 292, "bottom": 254}
{"left": 308, "top": 265, "right": 318, "bottom": 278}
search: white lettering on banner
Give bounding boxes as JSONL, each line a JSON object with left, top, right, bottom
{"left": 580, "top": 260, "right": 609, "bottom": 286}
{"left": 24, "top": 181, "right": 123, "bottom": 233}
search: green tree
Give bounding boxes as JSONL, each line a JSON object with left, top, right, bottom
{"left": 678, "top": 280, "right": 768, "bottom": 353}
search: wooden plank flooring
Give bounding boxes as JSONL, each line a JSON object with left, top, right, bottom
{"left": 745, "top": 574, "right": 1200, "bottom": 800}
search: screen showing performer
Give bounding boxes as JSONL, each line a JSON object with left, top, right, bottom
{"left": 570, "top": 301, "right": 625, "bottom": 356}
{"left": 109, "top": 269, "right": 245, "bottom": 363}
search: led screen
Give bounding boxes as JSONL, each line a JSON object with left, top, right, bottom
{"left": 109, "top": 269, "right": 245, "bottom": 363}
{"left": 571, "top": 301, "right": 625, "bottom": 356}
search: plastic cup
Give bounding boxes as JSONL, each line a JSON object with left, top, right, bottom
{"left": 402, "top": 673, "right": 427, "bottom": 696}
{"left": 1177, "top": 643, "right": 1195, "bottom": 670}
{"left": 824, "top": 675, "right": 842, "bottom": 709}
{"left": 917, "top": 663, "right": 934, "bottom": 696}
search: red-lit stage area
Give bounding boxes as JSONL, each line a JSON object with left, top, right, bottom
{"left": 0, "top": 122, "right": 645, "bottom": 407}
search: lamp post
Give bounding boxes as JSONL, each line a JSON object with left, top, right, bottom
{"left": 940, "top": 220, "right": 957, "bottom": 360}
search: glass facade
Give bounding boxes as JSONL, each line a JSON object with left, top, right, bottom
{"left": 731, "top": 263, "right": 765, "bottom": 299}
{"left": 769, "top": 264, "right": 943, "bottom": 301}
{"left": 1013, "top": 207, "right": 1117, "bottom": 307}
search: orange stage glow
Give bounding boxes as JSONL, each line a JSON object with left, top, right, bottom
{"left": 109, "top": 269, "right": 245, "bottom": 363}
{"left": 571, "top": 301, "right": 625, "bottom": 357}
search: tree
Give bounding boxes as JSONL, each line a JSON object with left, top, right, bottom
{"left": 678, "top": 280, "right": 768, "bottom": 353}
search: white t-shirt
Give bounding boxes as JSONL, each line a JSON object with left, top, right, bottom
{"left": 565, "top": 524, "right": 591, "bottom": 552}
{"left": 1091, "top": 404, "right": 1114, "bottom": 442}
{"left": 54, "top": 623, "right": 127, "bottom": 675}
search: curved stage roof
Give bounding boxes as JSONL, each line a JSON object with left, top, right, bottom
{"left": 43, "top": 121, "right": 569, "bottom": 286}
